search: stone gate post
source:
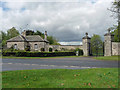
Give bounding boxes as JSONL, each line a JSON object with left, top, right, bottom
{"left": 82, "top": 32, "right": 91, "bottom": 56}
{"left": 104, "top": 29, "right": 114, "bottom": 56}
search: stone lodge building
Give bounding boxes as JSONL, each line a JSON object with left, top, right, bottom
{"left": 7, "top": 30, "right": 49, "bottom": 52}
{"left": 7, "top": 30, "right": 120, "bottom": 56}
{"left": 7, "top": 30, "right": 90, "bottom": 56}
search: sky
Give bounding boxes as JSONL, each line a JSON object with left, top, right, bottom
{"left": 0, "top": 0, "right": 117, "bottom": 45}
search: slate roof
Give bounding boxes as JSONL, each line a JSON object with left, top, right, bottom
{"left": 7, "top": 35, "right": 25, "bottom": 42}
{"left": 7, "top": 35, "right": 49, "bottom": 42}
{"left": 26, "top": 35, "right": 44, "bottom": 42}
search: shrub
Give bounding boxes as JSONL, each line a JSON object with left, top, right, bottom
{"left": 41, "top": 48, "right": 45, "bottom": 52}
{"left": 55, "top": 49, "right": 58, "bottom": 52}
{"left": 49, "top": 48, "right": 53, "bottom": 52}
{"left": 2, "top": 51, "right": 76, "bottom": 57}
{"left": 74, "top": 48, "right": 83, "bottom": 56}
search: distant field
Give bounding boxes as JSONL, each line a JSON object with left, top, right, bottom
{"left": 93, "top": 56, "right": 119, "bottom": 60}
{"left": 2, "top": 68, "right": 118, "bottom": 88}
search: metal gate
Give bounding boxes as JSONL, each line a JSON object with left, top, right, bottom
{"left": 90, "top": 42, "right": 104, "bottom": 56}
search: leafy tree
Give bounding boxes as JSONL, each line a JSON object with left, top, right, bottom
{"left": 34, "top": 30, "right": 60, "bottom": 45}
{"left": 74, "top": 48, "right": 83, "bottom": 56}
{"left": 34, "top": 30, "right": 44, "bottom": 38}
{"left": 1, "top": 31, "right": 7, "bottom": 47}
{"left": 1, "top": 27, "right": 19, "bottom": 47}
{"left": 7, "top": 27, "right": 19, "bottom": 39}
{"left": 109, "top": 0, "right": 120, "bottom": 18}
{"left": 109, "top": 0, "right": 120, "bottom": 42}
{"left": 0, "top": 32, "right": 2, "bottom": 48}
{"left": 91, "top": 34, "right": 103, "bottom": 56}
{"left": 26, "top": 30, "right": 34, "bottom": 35}
{"left": 47, "top": 36, "right": 60, "bottom": 45}
{"left": 111, "top": 25, "right": 120, "bottom": 42}
{"left": 49, "top": 48, "right": 53, "bottom": 52}
{"left": 1, "top": 31, "right": 7, "bottom": 40}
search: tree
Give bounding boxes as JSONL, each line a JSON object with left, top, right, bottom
{"left": 47, "top": 36, "right": 60, "bottom": 45}
{"left": 0, "top": 32, "right": 2, "bottom": 48}
{"left": 26, "top": 30, "right": 34, "bottom": 35}
{"left": 1, "top": 31, "right": 7, "bottom": 40}
{"left": 7, "top": 27, "right": 19, "bottom": 39}
{"left": 1, "top": 27, "right": 19, "bottom": 47}
{"left": 111, "top": 25, "right": 120, "bottom": 42}
{"left": 91, "top": 34, "right": 103, "bottom": 56}
{"left": 34, "top": 30, "right": 60, "bottom": 45}
{"left": 109, "top": 0, "right": 120, "bottom": 42}
{"left": 34, "top": 30, "right": 44, "bottom": 38}
{"left": 109, "top": 0, "right": 120, "bottom": 18}
{"left": 1, "top": 31, "right": 7, "bottom": 47}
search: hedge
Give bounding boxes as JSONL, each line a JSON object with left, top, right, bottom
{"left": 2, "top": 51, "right": 76, "bottom": 57}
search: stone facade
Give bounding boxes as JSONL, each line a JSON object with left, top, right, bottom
{"left": 7, "top": 31, "right": 92, "bottom": 56}
{"left": 7, "top": 41, "right": 26, "bottom": 50}
{"left": 104, "top": 30, "right": 120, "bottom": 56}
{"left": 28, "top": 42, "right": 45, "bottom": 51}
{"left": 49, "top": 45, "right": 83, "bottom": 52}
{"left": 7, "top": 30, "right": 49, "bottom": 52}
{"left": 112, "top": 42, "right": 120, "bottom": 56}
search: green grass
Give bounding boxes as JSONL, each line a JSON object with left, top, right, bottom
{"left": 93, "top": 56, "right": 119, "bottom": 61}
{"left": 2, "top": 68, "right": 118, "bottom": 88}
{"left": 2, "top": 56, "right": 82, "bottom": 59}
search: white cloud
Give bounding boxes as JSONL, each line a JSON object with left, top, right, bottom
{"left": 0, "top": 0, "right": 117, "bottom": 42}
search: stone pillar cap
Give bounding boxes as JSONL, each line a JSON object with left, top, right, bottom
{"left": 82, "top": 32, "right": 91, "bottom": 39}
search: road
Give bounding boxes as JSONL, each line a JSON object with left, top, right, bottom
{"left": 2, "top": 57, "right": 118, "bottom": 71}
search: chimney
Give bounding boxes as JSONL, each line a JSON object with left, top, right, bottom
{"left": 21, "top": 30, "right": 26, "bottom": 37}
{"left": 44, "top": 31, "right": 47, "bottom": 41}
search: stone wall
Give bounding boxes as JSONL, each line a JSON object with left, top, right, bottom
{"left": 49, "top": 45, "right": 83, "bottom": 51}
{"left": 7, "top": 42, "right": 25, "bottom": 50}
{"left": 112, "top": 42, "right": 120, "bottom": 55}
{"left": 7, "top": 41, "right": 49, "bottom": 52}
{"left": 104, "top": 31, "right": 120, "bottom": 56}
{"left": 29, "top": 42, "right": 45, "bottom": 51}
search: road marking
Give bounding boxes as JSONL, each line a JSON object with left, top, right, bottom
{"left": 8, "top": 63, "right": 12, "bottom": 64}
{"left": 3, "top": 63, "right": 97, "bottom": 69}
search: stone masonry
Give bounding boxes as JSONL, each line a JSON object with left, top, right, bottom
{"left": 7, "top": 31, "right": 92, "bottom": 56}
{"left": 104, "top": 29, "right": 120, "bottom": 56}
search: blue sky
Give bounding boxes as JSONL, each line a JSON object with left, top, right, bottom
{"left": 0, "top": 0, "right": 117, "bottom": 45}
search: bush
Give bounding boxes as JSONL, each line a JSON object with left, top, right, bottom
{"left": 41, "top": 48, "right": 45, "bottom": 52}
{"left": 74, "top": 48, "right": 83, "bottom": 56}
{"left": 55, "top": 49, "right": 58, "bottom": 52}
{"left": 49, "top": 48, "right": 53, "bottom": 52}
{"left": 2, "top": 51, "right": 76, "bottom": 57}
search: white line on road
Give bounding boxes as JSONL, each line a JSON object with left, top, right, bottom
{"left": 3, "top": 63, "right": 97, "bottom": 69}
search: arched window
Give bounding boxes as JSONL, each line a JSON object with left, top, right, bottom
{"left": 34, "top": 44, "right": 38, "bottom": 50}
{"left": 14, "top": 44, "right": 17, "bottom": 50}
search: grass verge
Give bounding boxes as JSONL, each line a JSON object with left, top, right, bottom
{"left": 93, "top": 56, "right": 119, "bottom": 61}
{"left": 2, "top": 68, "right": 118, "bottom": 88}
{"left": 2, "top": 56, "right": 82, "bottom": 59}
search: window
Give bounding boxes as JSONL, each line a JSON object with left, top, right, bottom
{"left": 34, "top": 44, "right": 38, "bottom": 50}
{"left": 14, "top": 44, "right": 17, "bottom": 50}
